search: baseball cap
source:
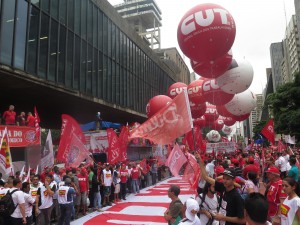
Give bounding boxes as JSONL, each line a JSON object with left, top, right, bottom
{"left": 185, "top": 198, "right": 199, "bottom": 221}
{"left": 265, "top": 166, "right": 280, "bottom": 175}
{"left": 221, "top": 168, "right": 236, "bottom": 178}
{"left": 81, "top": 168, "right": 87, "bottom": 173}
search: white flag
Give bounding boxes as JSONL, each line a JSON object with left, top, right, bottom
{"left": 19, "top": 165, "right": 25, "bottom": 180}
{"left": 285, "top": 135, "right": 296, "bottom": 145}
{"left": 40, "top": 130, "right": 54, "bottom": 169}
{"left": 23, "top": 166, "right": 31, "bottom": 183}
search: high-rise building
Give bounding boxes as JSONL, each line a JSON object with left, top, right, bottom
{"left": 295, "top": 0, "right": 300, "bottom": 41}
{"left": 270, "top": 42, "right": 284, "bottom": 91}
{"left": 249, "top": 94, "right": 263, "bottom": 136}
{"left": 114, "top": 0, "right": 162, "bottom": 49}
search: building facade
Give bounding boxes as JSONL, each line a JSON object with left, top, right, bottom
{"left": 0, "top": 0, "right": 182, "bottom": 127}
{"left": 270, "top": 42, "right": 284, "bottom": 91}
{"left": 249, "top": 94, "right": 263, "bottom": 136}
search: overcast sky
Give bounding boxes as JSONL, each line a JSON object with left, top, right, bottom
{"left": 108, "top": 0, "right": 295, "bottom": 94}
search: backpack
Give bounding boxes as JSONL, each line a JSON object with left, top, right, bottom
{"left": 0, "top": 189, "right": 19, "bottom": 216}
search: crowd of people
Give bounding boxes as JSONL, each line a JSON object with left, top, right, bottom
{"left": 1, "top": 105, "right": 36, "bottom": 127}
{"left": 164, "top": 147, "right": 300, "bottom": 225}
{"left": 0, "top": 158, "right": 167, "bottom": 225}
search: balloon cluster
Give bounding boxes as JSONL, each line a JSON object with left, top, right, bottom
{"left": 145, "top": 3, "right": 257, "bottom": 136}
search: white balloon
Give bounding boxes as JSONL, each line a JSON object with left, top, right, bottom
{"left": 225, "top": 89, "right": 257, "bottom": 116}
{"left": 216, "top": 59, "right": 254, "bottom": 94}
{"left": 206, "top": 130, "right": 221, "bottom": 142}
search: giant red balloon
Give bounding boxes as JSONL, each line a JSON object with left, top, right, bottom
{"left": 168, "top": 82, "right": 187, "bottom": 99}
{"left": 187, "top": 80, "right": 205, "bottom": 104}
{"left": 146, "top": 95, "right": 172, "bottom": 118}
{"left": 223, "top": 117, "right": 236, "bottom": 126}
{"left": 194, "top": 116, "right": 206, "bottom": 127}
{"left": 216, "top": 105, "right": 233, "bottom": 117}
{"left": 210, "top": 118, "right": 224, "bottom": 130}
{"left": 202, "top": 79, "right": 234, "bottom": 105}
{"left": 204, "top": 104, "right": 219, "bottom": 122}
{"left": 231, "top": 113, "right": 250, "bottom": 122}
{"left": 190, "top": 101, "right": 206, "bottom": 118}
{"left": 191, "top": 50, "right": 233, "bottom": 78}
{"left": 177, "top": 3, "right": 236, "bottom": 62}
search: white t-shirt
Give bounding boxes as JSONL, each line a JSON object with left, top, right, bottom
{"left": 24, "top": 192, "right": 35, "bottom": 217}
{"left": 0, "top": 187, "right": 9, "bottom": 199}
{"left": 280, "top": 196, "right": 300, "bottom": 225}
{"left": 103, "top": 169, "right": 112, "bottom": 186}
{"left": 196, "top": 193, "right": 218, "bottom": 225}
{"left": 10, "top": 188, "right": 25, "bottom": 219}
{"left": 243, "top": 180, "right": 259, "bottom": 193}
{"left": 206, "top": 163, "right": 215, "bottom": 177}
{"left": 37, "top": 183, "right": 56, "bottom": 209}
{"left": 29, "top": 185, "right": 39, "bottom": 200}
{"left": 178, "top": 216, "right": 201, "bottom": 225}
{"left": 278, "top": 156, "right": 288, "bottom": 172}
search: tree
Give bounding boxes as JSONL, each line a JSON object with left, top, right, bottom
{"left": 266, "top": 71, "right": 300, "bottom": 143}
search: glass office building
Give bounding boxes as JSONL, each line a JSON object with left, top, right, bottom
{"left": 0, "top": 0, "right": 178, "bottom": 125}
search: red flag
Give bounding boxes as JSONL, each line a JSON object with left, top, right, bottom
{"left": 139, "top": 158, "right": 148, "bottom": 174}
{"left": 261, "top": 118, "right": 275, "bottom": 144}
{"left": 34, "top": 106, "right": 41, "bottom": 142}
{"left": 119, "top": 126, "right": 129, "bottom": 161}
{"left": 130, "top": 90, "right": 193, "bottom": 145}
{"left": 277, "top": 140, "right": 286, "bottom": 153}
{"left": 165, "top": 144, "right": 187, "bottom": 176}
{"left": 182, "top": 153, "right": 201, "bottom": 190}
{"left": 57, "top": 114, "right": 86, "bottom": 162}
{"left": 182, "top": 126, "right": 204, "bottom": 153}
{"left": 107, "top": 128, "right": 122, "bottom": 164}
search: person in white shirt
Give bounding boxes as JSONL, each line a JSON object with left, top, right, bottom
{"left": 10, "top": 178, "right": 27, "bottom": 225}
{"left": 244, "top": 193, "right": 272, "bottom": 225}
{"left": 206, "top": 160, "right": 216, "bottom": 178}
{"left": 277, "top": 152, "right": 288, "bottom": 179}
{"left": 178, "top": 198, "right": 200, "bottom": 225}
{"left": 196, "top": 182, "right": 219, "bottom": 225}
{"left": 35, "top": 174, "right": 56, "bottom": 225}
{"left": 101, "top": 163, "right": 113, "bottom": 207}
{"left": 22, "top": 182, "right": 35, "bottom": 225}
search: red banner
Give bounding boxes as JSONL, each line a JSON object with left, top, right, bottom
{"left": 277, "top": 140, "right": 286, "bottom": 153}
{"left": 0, "top": 126, "right": 40, "bottom": 147}
{"left": 130, "top": 90, "right": 193, "bottom": 145}
{"left": 182, "top": 126, "right": 204, "bottom": 152}
{"left": 119, "top": 126, "right": 129, "bottom": 161}
{"left": 182, "top": 153, "right": 200, "bottom": 190}
{"left": 107, "top": 128, "right": 122, "bottom": 164}
{"left": 57, "top": 114, "right": 86, "bottom": 162}
{"left": 165, "top": 144, "right": 187, "bottom": 176}
{"left": 261, "top": 118, "right": 275, "bottom": 144}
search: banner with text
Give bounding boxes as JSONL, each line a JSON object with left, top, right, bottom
{"left": 206, "top": 142, "right": 235, "bottom": 153}
{"left": 0, "top": 126, "right": 41, "bottom": 147}
{"left": 84, "top": 131, "right": 108, "bottom": 153}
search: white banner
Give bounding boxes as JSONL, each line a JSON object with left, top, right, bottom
{"left": 206, "top": 142, "right": 235, "bottom": 153}
{"left": 84, "top": 131, "right": 108, "bottom": 153}
{"left": 40, "top": 130, "right": 54, "bottom": 169}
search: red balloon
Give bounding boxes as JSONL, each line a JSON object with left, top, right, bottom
{"left": 202, "top": 79, "right": 234, "bottom": 105}
{"left": 223, "top": 117, "right": 236, "bottom": 126}
{"left": 216, "top": 105, "right": 233, "bottom": 117}
{"left": 210, "top": 118, "right": 224, "bottom": 130}
{"left": 146, "top": 95, "right": 172, "bottom": 118}
{"left": 190, "top": 101, "right": 206, "bottom": 118}
{"left": 194, "top": 116, "right": 206, "bottom": 127}
{"left": 231, "top": 113, "right": 250, "bottom": 122}
{"left": 168, "top": 82, "right": 188, "bottom": 99}
{"left": 177, "top": 3, "right": 236, "bottom": 62}
{"left": 204, "top": 105, "right": 219, "bottom": 122}
{"left": 187, "top": 80, "right": 205, "bottom": 104}
{"left": 191, "top": 50, "right": 233, "bottom": 78}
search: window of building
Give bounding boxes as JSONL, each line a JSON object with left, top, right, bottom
{"left": 92, "top": 48, "right": 98, "bottom": 96}
{"left": 48, "top": 19, "right": 58, "bottom": 82}
{"left": 98, "top": 51, "right": 103, "bottom": 98}
{"left": 86, "top": 44, "right": 92, "bottom": 94}
{"left": 59, "top": 0, "right": 67, "bottom": 25}
{"left": 74, "top": 35, "right": 80, "bottom": 90}
{"left": 0, "top": 0, "right": 16, "bottom": 66}
{"left": 58, "top": 25, "right": 66, "bottom": 84}
{"left": 102, "top": 15, "right": 108, "bottom": 55}
{"left": 80, "top": 40, "right": 87, "bottom": 92}
{"left": 87, "top": 1, "right": 92, "bottom": 44}
{"left": 98, "top": 10, "right": 103, "bottom": 51}
{"left": 92, "top": 5, "right": 97, "bottom": 47}
{"left": 74, "top": 0, "right": 80, "bottom": 35}
{"left": 26, "top": 5, "right": 39, "bottom": 75}
{"left": 38, "top": 13, "right": 49, "bottom": 78}
{"left": 67, "top": 0, "right": 74, "bottom": 30}
{"left": 50, "top": 0, "right": 58, "bottom": 19}
{"left": 13, "top": 0, "right": 28, "bottom": 70}
{"left": 81, "top": 0, "right": 87, "bottom": 40}
{"left": 66, "top": 31, "right": 74, "bottom": 88}
{"left": 31, "top": 0, "right": 39, "bottom": 7}
{"left": 41, "top": 0, "right": 49, "bottom": 13}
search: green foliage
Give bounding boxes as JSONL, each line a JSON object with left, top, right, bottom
{"left": 266, "top": 71, "right": 300, "bottom": 143}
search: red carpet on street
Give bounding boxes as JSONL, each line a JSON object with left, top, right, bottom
{"left": 71, "top": 177, "right": 195, "bottom": 225}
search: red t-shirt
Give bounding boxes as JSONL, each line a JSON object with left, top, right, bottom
{"left": 3, "top": 111, "right": 16, "bottom": 125}
{"left": 242, "top": 164, "right": 260, "bottom": 178}
{"left": 120, "top": 169, "right": 128, "bottom": 183}
{"left": 78, "top": 174, "right": 89, "bottom": 192}
{"left": 131, "top": 168, "right": 140, "bottom": 180}
{"left": 267, "top": 179, "right": 287, "bottom": 217}
{"left": 27, "top": 115, "right": 35, "bottom": 127}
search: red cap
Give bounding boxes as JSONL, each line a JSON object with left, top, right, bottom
{"left": 266, "top": 166, "right": 280, "bottom": 175}
{"left": 81, "top": 168, "right": 87, "bottom": 173}
{"left": 231, "top": 159, "right": 239, "bottom": 165}
{"left": 248, "top": 157, "right": 254, "bottom": 163}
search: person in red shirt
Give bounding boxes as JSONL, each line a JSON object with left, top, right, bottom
{"left": 77, "top": 168, "right": 89, "bottom": 216}
{"left": 16, "top": 111, "right": 26, "bottom": 126}
{"left": 26, "top": 112, "right": 35, "bottom": 127}
{"left": 120, "top": 164, "right": 129, "bottom": 200}
{"left": 131, "top": 163, "right": 141, "bottom": 194}
{"left": 242, "top": 156, "right": 260, "bottom": 179}
{"left": 265, "top": 166, "right": 286, "bottom": 224}
{"left": 2, "top": 105, "right": 16, "bottom": 125}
